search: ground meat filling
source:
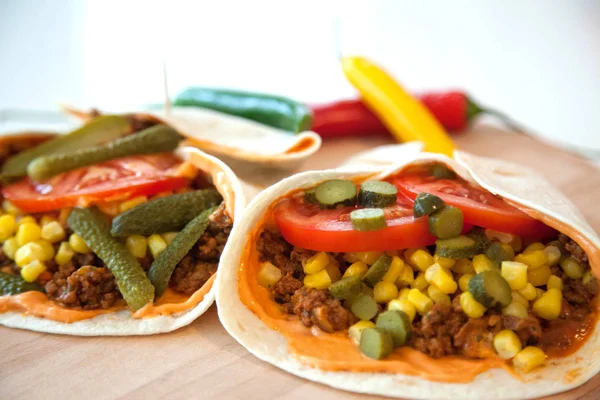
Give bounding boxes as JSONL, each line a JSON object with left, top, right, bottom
{"left": 291, "top": 287, "right": 355, "bottom": 332}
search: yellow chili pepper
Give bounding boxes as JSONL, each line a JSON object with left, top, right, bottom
{"left": 342, "top": 56, "right": 455, "bottom": 156}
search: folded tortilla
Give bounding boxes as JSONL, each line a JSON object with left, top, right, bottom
{"left": 216, "top": 147, "right": 600, "bottom": 399}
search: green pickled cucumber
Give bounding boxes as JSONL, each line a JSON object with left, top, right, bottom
{"left": 430, "top": 164, "right": 456, "bottom": 179}
{"left": 428, "top": 206, "right": 464, "bottom": 239}
{"left": 350, "top": 294, "right": 379, "bottom": 321}
{"left": 358, "top": 181, "right": 398, "bottom": 208}
{"left": 375, "top": 310, "right": 411, "bottom": 348}
{"left": 359, "top": 328, "right": 394, "bottom": 360}
{"left": 413, "top": 192, "right": 445, "bottom": 218}
{"left": 467, "top": 227, "right": 491, "bottom": 253}
{"left": 329, "top": 275, "right": 362, "bottom": 300}
{"left": 314, "top": 179, "right": 357, "bottom": 209}
{"left": 363, "top": 254, "right": 393, "bottom": 287}
{"left": 110, "top": 189, "right": 222, "bottom": 237}
{"left": 148, "top": 206, "right": 217, "bottom": 298}
{"left": 1, "top": 115, "right": 130, "bottom": 182}
{"left": 486, "top": 242, "right": 511, "bottom": 267}
{"left": 350, "top": 208, "right": 386, "bottom": 232}
{"left": 0, "top": 272, "right": 45, "bottom": 296}
{"left": 468, "top": 270, "right": 512, "bottom": 308}
{"left": 28, "top": 125, "right": 181, "bottom": 181}
{"left": 67, "top": 207, "right": 154, "bottom": 310}
{"left": 304, "top": 188, "right": 317, "bottom": 204}
{"left": 435, "top": 235, "right": 478, "bottom": 259}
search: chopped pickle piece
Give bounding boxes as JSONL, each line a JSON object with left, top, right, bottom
{"left": 413, "top": 193, "right": 445, "bottom": 218}
{"left": 363, "top": 253, "right": 393, "bottom": 287}
{"left": 348, "top": 320, "right": 376, "bottom": 344}
{"left": 314, "top": 179, "right": 357, "bottom": 209}
{"left": 359, "top": 328, "right": 394, "bottom": 360}
{"left": 304, "top": 188, "right": 317, "bottom": 204}
{"left": 428, "top": 206, "right": 463, "bottom": 239}
{"left": 430, "top": 164, "right": 456, "bottom": 179}
{"left": 435, "top": 235, "right": 478, "bottom": 259}
{"left": 468, "top": 270, "right": 512, "bottom": 308}
{"left": 376, "top": 310, "right": 411, "bottom": 347}
{"left": 350, "top": 294, "right": 379, "bottom": 321}
{"left": 329, "top": 275, "right": 362, "bottom": 300}
{"left": 350, "top": 208, "right": 386, "bottom": 231}
{"left": 486, "top": 242, "right": 511, "bottom": 267}
{"left": 467, "top": 227, "right": 491, "bottom": 253}
{"left": 358, "top": 181, "right": 398, "bottom": 208}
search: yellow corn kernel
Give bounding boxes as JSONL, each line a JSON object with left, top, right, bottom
{"left": 343, "top": 261, "right": 368, "bottom": 278}
{"left": 458, "top": 274, "right": 473, "bottom": 292}
{"left": 547, "top": 275, "right": 563, "bottom": 291}
{"left": 582, "top": 271, "right": 595, "bottom": 287}
{"left": 513, "top": 347, "right": 546, "bottom": 373}
{"left": 405, "top": 248, "right": 434, "bottom": 271}
{"left": 373, "top": 281, "right": 398, "bottom": 303}
{"left": 303, "top": 252, "right": 329, "bottom": 274}
{"left": 0, "top": 214, "right": 17, "bottom": 241}
{"left": 485, "top": 228, "right": 514, "bottom": 244}
{"left": 425, "top": 264, "right": 457, "bottom": 294}
{"left": 303, "top": 268, "right": 331, "bottom": 290}
{"left": 472, "top": 254, "right": 495, "bottom": 274}
{"left": 17, "top": 216, "right": 36, "bottom": 226}
{"left": 348, "top": 320, "right": 376, "bottom": 344}
{"left": 434, "top": 254, "right": 455, "bottom": 269}
{"left": 519, "top": 283, "right": 538, "bottom": 301}
{"left": 257, "top": 261, "right": 282, "bottom": 289}
{"left": 126, "top": 235, "right": 148, "bottom": 258}
{"left": 388, "top": 298, "right": 416, "bottom": 322}
{"left": 40, "top": 215, "right": 57, "bottom": 226}
{"left": 119, "top": 195, "right": 148, "bottom": 213}
{"left": 396, "top": 265, "right": 414, "bottom": 287}
{"left": 41, "top": 221, "right": 66, "bottom": 243}
{"left": 528, "top": 265, "right": 552, "bottom": 287}
{"left": 502, "top": 301, "right": 529, "bottom": 319}
{"left": 325, "top": 263, "right": 342, "bottom": 283}
{"left": 382, "top": 256, "right": 404, "bottom": 283}
{"left": 501, "top": 244, "right": 515, "bottom": 260}
{"left": 2, "top": 237, "right": 18, "bottom": 260}
{"left": 148, "top": 234, "right": 167, "bottom": 259}
{"left": 533, "top": 288, "right": 562, "bottom": 320}
{"left": 3, "top": 200, "right": 22, "bottom": 215}
{"left": 407, "top": 288, "right": 433, "bottom": 315}
{"left": 460, "top": 292, "right": 487, "bottom": 318}
{"left": 55, "top": 242, "right": 75, "bottom": 266}
{"left": 15, "top": 242, "right": 45, "bottom": 267}
{"left": 427, "top": 284, "right": 451, "bottom": 305}
{"left": 452, "top": 258, "right": 475, "bottom": 275}
{"left": 511, "top": 291, "right": 529, "bottom": 307}
{"left": 20, "top": 260, "right": 46, "bottom": 282}
{"left": 161, "top": 232, "right": 178, "bottom": 245}
{"left": 58, "top": 208, "right": 72, "bottom": 226}
{"left": 97, "top": 202, "right": 121, "bottom": 217}
{"left": 524, "top": 242, "right": 545, "bottom": 253}
{"left": 411, "top": 272, "right": 429, "bottom": 291}
{"left": 69, "top": 233, "right": 91, "bottom": 254}
{"left": 501, "top": 261, "right": 528, "bottom": 290}
{"left": 16, "top": 222, "right": 42, "bottom": 246}
{"left": 344, "top": 251, "right": 382, "bottom": 265}
{"left": 34, "top": 239, "right": 55, "bottom": 261}
{"left": 397, "top": 287, "right": 411, "bottom": 300}
{"left": 543, "top": 245, "right": 561, "bottom": 266}
{"left": 515, "top": 250, "right": 547, "bottom": 269}
{"left": 559, "top": 257, "right": 584, "bottom": 279}
{"left": 494, "top": 330, "right": 522, "bottom": 359}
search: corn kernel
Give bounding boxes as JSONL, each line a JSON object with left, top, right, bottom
{"left": 161, "top": 232, "right": 178, "bottom": 245}
{"left": 397, "top": 287, "right": 411, "bottom": 300}
{"left": 373, "top": 281, "right": 398, "bottom": 303}
{"left": 501, "top": 261, "right": 528, "bottom": 290}
{"left": 16, "top": 222, "right": 41, "bottom": 246}
{"left": 34, "top": 239, "right": 55, "bottom": 261}
{"left": 560, "top": 257, "right": 584, "bottom": 279}
{"left": 513, "top": 347, "right": 546, "bottom": 372}
{"left": 148, "top": 234, "right": 167, "bottom": 259}
{"left": 425, "top": 264, "right": 457, "bottom": 294}
{"left": 502, "top": 301, "right": 529, "bottom": 319}
{"left": 382, "top": 256, "right": 404, "bottom": 283}
{"left": 434, "top": 254, "right": 455, "bottom": 269}
{"left": 2, "top": 237, "right": 18, "bottom": 260}
{"left": 494, "top": 330, "right": 522, "bottom": 359}
{"left": 3, "top": 200, "right": 22, "bottom": 215}
{"left": 515, "top": 250, "right": 547, "bottom": 269}
{"left": 303, "top": 269, "right": 331, "bottom": 289}
{"left": 119, "top": 195, "right": 148, "bottom": 213}
{"left": 406, "top": 248, "right": 434, "bottom": 271}
{"left": 528, "top": 265, "right": 552, "bottom": 286}
{"left": 458, "top": 274, "right": 473, "bottom": 292}
{"left": 485, "top": 229, "right": 514, "bottom": 244}
{"left": 325, "top": 263, "right": 341, "bottom": 282}
{"left": 543, "top": 245, "right": 561, "bottom": 266}
{"left": 257, "top": 261, "right": 282, "bottom": 289}
{"left": 501, "top": 244, "right": 515, "bottom": 260}
{"left": 519, "top": 283, "right": 538, "bottom": 301}
{"left": 17, "top": 216, "right": 36, "bottom": 226}
{"left": 344, "top": 251, "right": 382, "bottom": 265}
{"left": 460, "top": 292, "right": 487, "bottom": 318}
{"left": 472, "top": 254, "right": 495, "bottom": 274}
{"left": 126, "top": 235, "right": 148, "bottom": 258}
{"left": 348, "top": 320, "right": 376, "bottom": 344}
{"left": 547, "top": 275, "right": 563, "bottom": 291}
{"left": 427, "top": 284, "right": 451, "bottom": 305}
{"left": 0, "top": 214, "right": 17, "bottom": 241}
{"left": 303, "top": 252, "right": 329, "bottom": 274}
{"left": 511, "top": 291, "right": 529, "bottom": 307}
{"left": 407, "top": 288, "right": 433, "bottom": 315}
{"left": 582, "top": 271, "right": 595, "bottom": 287}
{"left": 411, "top": 272, "right": 429, "bottom": 291}
{"left": 524, "top": 242, "right": 545, "bottom": 253}
{"left": 343, "top": 261, "right": 368, "bottom": 278}
{"left": 40, "top": 215, "right": 57, "bottom": 226}
{"left": 388, "top": 298, "right": 416, "bottom": 322}
{"left": 20, "top": 260, "right": 46, "bottom": 282}
{"left": 15, "top": 242, "right": 45, "bottom": 267}
{"left": 41, "top": 221, "right": 66, "bottom": 243}
{"left": 452, "top": 258, "right": 475, "bottom": 274}
{"left": 533, "top": 288, "right": 562, "bottom": 320}
{"left": 396, "top": 266, "right": 414, "bottom": 287}
{"left": 55, "top": 242, "right": 75, "bottom": 266}
{"left": 69, "top": 233, "right": 91, "bottom": 254}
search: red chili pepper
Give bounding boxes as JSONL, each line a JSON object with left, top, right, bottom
{"left": 310, "top": 91, "right": 523, "bottom": 138}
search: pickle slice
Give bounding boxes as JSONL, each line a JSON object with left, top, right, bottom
{"left": 428, "top": 206, "right": 463, "bottom": 239}
{"left": 430, "top": 164, "right": 456, "bottom": 179}
{"left": 363, "top": 254, "right": 393, "bottom": 287}
{"left": 329, "top": 275, "right": 362, "bottom": 300}
{"left": 413, "top": 192, "right": 445, "bottom": 218}
{"left": 358, "top": 181, "right": 398, "bottom": 208}
{"left": 304, "top": 188, "right": 317, "bottom": 204}
{"left": 359, "top": 328, "right": 394, "bottom": 360}
{"left": 350, "top": 208, "right": 386, "bottom": 232}
{"left": 486, "top": 242, "right": 511, "bottom": 267}
{"left": 467, "top": 226, "right": 491, "bottom": 253}
{"left": 468, "top": 270, "right": 512, "bottom": 308}
{"left": 350, "top": 294, "right": 378, "bottom": 321}
{"left": 314, "top": 179, "right": 357, "bottom": 209}
{"left": 376, "top": 310, "right": 411, "bottom": 347}
{"left": 0, "top": 272, "right": 44, "bottom": 296}
{"left": 435, "top": 235, "right": 478, "bottom": 259}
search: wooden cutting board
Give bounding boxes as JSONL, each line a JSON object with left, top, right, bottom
{"left": 1, "top": 125, "right": 599, "bottom": 400}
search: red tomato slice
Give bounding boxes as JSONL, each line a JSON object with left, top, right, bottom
{"left": 393, "top": 175, "right": 556, "bottom": 238}
{"left": 2, "top": 154, "right": 189, "bottom": 213}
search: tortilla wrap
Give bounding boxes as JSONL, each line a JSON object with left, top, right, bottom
{"left": 0, "top": 130, "right": 246, "bottom": 336}
{"left": 216, "top": 147, "right": 600, "bottom": 399}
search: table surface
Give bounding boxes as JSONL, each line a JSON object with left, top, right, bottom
{"left": 2, "top": 125, "right": 599, "bottom": 400}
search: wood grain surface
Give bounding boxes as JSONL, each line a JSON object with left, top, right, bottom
{"left": 2, "top": 125, "right": 599, "bottom": 400}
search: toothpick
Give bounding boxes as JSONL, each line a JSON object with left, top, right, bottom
{"left": 163, "top": 60, "right": 171, "bottom": 116}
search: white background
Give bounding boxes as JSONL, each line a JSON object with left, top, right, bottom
{"left": 1, "top": 0, "right": 599, "bottom": 153}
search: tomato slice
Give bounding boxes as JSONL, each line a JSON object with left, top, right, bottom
{"left": 2, "top": 154, "right": 189, "bottom": 213}
{"left": 393, "top": 175, "right": 556, "bottom": 238}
